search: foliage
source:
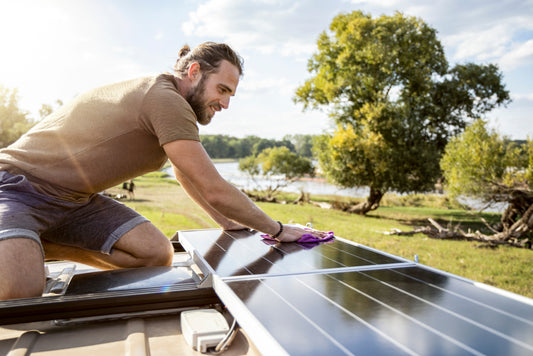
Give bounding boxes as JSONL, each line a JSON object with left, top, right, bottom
{"left": 441, "top": 119, "right": 533, "bottom": 208}
{"left": 294, "top": 11, "right": 511, "bottom": 214}
{"left": 38, "top": 99, "right": 63, "bottom": 120}
{"left": 239, "top": 146, "right": 314, "bottom": 200}
{"left": 441, "top": 119, "right": 516, "bottom": 202}
{"left": 0, "top": 86, "right": 34, "bottom": 148}
{"left": 439, "top": 120, "right": 533, "bottom": 247}
{"left": 200, "top": 134, "right": 314, "bottom": 159}
{"left": 283, "top": 134, "right": 315, "bottom": 157}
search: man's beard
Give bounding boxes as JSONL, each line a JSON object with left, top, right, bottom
{"left": 186, "top": 76, "right": 212, "bottom": 126}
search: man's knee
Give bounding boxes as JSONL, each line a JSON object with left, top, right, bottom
{"left": 0, "top": 237, "right": 45, "bottom": 300}
{"left": 143, "top": 237, "right": 173, "bottom": 267}
{"left": 115, "top": 222, "right": 174, "bottom": 267}
{"left": 0, "top": 281, "right": 44, "bottom": 300}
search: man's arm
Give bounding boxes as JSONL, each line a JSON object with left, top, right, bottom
{"left": 163, "top": 140, "right": 326, "bottom": 242}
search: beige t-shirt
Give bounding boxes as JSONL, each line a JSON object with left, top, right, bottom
{"left": 0, "top": 74, "right": 199, "bottom": 202}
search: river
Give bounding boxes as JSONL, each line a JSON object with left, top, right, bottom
{"left": 166, "top": 161, "right": 369, "bottom": 197}
{"left": 165, "top": 161, "right": 506, "bottom": 212}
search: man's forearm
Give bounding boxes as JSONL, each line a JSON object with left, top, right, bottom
{"left": 202, "top": 179, "right": 280, "bottom": 236}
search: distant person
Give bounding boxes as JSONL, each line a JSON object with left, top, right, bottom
{"left": 0, "top": 42, "right": 330, "bottom": 300}
{"left": 123, "top": 180, "right": 135, "bottom": 200}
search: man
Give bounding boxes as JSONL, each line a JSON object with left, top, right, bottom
{"left": 0, "top": 42, "right": 328, "bottom": 300}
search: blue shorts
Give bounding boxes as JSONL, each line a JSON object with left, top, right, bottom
{"left": 0, "top": 171, "right": 148, "bottom": 257}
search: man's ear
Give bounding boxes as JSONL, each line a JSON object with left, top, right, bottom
{"left": 188, "top": 62, "right": 202, "bottom": 82}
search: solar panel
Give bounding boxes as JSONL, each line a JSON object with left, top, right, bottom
{"left": 178, "top": 228, "right": 533, "bottom": 356}
{"left": 65, "top": 266, "right": 197, "bottom": 295}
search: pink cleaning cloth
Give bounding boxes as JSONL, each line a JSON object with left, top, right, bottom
{"left": 297, "top": 231, "right": 335, "bottom": 243}
{"left": 261, "top": 230, "right": 335, "bottom": 243}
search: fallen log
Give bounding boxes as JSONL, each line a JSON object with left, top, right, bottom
{"left": 383, "top": 218, "right": 531, "bottom": 249}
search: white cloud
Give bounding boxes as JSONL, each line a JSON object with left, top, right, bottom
{"left": 513, "top": 92, "right": 533, "bottom": 101}
{"left": 445, "top": 24, "right": 512, "bottom": 62}
{"left": 500, "top": 39, "right": 533, "bottom": 71}
{"left": 182, "top": 0, "right": 332, "bottom": 57}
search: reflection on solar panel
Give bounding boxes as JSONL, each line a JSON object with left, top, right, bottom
{"left": 179, "top": 228, "right": 533, "bottom": 356}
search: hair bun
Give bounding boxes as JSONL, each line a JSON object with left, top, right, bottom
{"left": 178, "top": 45, "right": 191, "bottom": 58}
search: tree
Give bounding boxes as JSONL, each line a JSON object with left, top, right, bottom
{"left": 283, "top": 134, "right": 315, "bottom": 157}
{"left": 200, "top": 135, "right": 298, "bottom": 159}
{"left": 294, "top": 11, "right": 510, "bottom": 214}
{"left": 251, "top": 137, "right": 295, "bottom": 157}
{"left": 439, "top": 120, "right": 532, "bottom": 248}
{"left": 39, "top": 99, "right": 63, "bottom": 120}
{"left": 441, "top": 119, "right": 509, "bottom": 203}
{"left": 239, "top": 147, "right": 314, "bottom": 201}
{"left": 0, "top": 86, "right": 34, "bottom": 148}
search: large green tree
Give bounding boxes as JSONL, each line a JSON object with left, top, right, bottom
{"left": 441, "top": 120, "right": 532, "bottom": 247}
{"left": 295, "top": 11, "right": 510, "bottom": 214}
{"left": 0, "top": 86, "right": 34, "bottom": 148}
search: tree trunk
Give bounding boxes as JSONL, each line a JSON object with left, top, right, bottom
{"left": 494, "top": 202, "right": 533, "bottom": 244}
{"left": 348, "top": 187, "right": 384, "bottom": 215}
{"left": 500, "top": 189, "right": 533, "bottom": 231}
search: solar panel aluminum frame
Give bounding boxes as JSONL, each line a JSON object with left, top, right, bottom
{"left": 402, "top": 257, "right": 533, "bottom": 308}
{"left": 177, "top": 228, "right": 218, "bottom": 288}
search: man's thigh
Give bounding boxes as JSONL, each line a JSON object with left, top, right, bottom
{"left": 41, "top": 193, "right": 149, "bottom": 255}
{"left": 0, "top": 237, "right": 45, "bottom": 300}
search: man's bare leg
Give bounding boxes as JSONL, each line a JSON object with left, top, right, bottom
{"left": 43, "top": 221, "right": 174, "bottom": 270}
{"left": 0, "top": 238, "right": 45, "bottom": 300}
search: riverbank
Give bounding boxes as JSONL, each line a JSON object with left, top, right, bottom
{"left": 114, "top": 173, "right": 532, "bottom": 299}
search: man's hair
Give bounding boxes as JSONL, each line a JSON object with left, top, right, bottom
{"left": 173, "top": 42, "right": 244, "bottom": 79}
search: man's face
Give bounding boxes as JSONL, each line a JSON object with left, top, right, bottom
{"left": 186, "top": 60, "right": 240, "bottom": 125}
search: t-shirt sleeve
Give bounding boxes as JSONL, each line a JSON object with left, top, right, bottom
{"left": 140, "top": 78, "right": 200, "bottom": 146}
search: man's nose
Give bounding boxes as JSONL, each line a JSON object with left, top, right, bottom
{"left": 220, "top": 96, "right": 230, "bottom": 109}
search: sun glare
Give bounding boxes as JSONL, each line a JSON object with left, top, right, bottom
{"left": 0, "top": 1, "right": 141, "bottom": 118}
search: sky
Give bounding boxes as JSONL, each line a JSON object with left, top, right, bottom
{"left": 0, "top": 0, "right": 532, "bottom": 140}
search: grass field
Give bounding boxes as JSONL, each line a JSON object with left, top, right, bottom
{"left": 112, "top": 173, "right": 533, "bottom": 299}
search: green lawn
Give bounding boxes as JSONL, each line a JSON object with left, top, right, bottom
{"left": 116, "top": 174, "right": 533, "bottom": 299}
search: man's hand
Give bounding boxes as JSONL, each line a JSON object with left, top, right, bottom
{"left": 276, "top": 224, "right": 332, "bottom": 243}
